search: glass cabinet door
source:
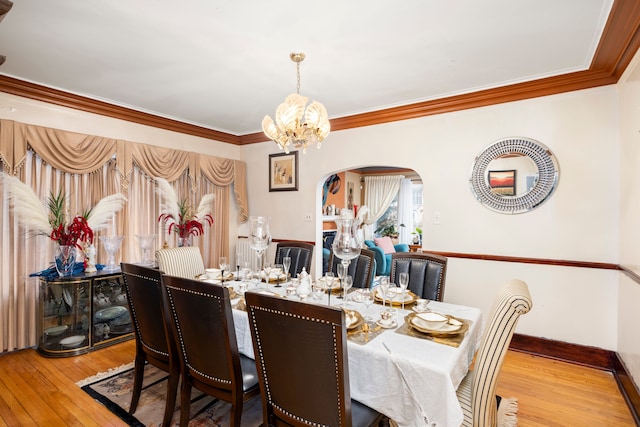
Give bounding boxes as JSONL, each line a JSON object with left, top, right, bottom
{"left": 37, "top": 270, "right": 133, "bottom": 357}
{"left": 91, "top": 275, "right": 133, "bottom": 348}
{"left": 38, "top": 278, "right": 91, "bottom": 357}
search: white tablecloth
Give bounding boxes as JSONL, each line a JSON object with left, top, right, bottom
{"left": 228, "top": 281, "right": 483, "bottom": 427}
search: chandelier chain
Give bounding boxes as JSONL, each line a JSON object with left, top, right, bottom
{"left": 296, "top": 61, "right": 301, "bottom": 95}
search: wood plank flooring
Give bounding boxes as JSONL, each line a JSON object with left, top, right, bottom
{"left": 0, "top": 340, "right": 635, "bottom": 426}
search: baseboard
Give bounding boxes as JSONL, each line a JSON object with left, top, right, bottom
{"left": 510, "top": 333, "right": 640, "bottom": 425}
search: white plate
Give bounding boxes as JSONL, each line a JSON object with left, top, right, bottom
{"left": 411, "top": 316, "right": 461, "bottom": 333}
{"left": 59, "top": 335, "right": 86, "bottom": 348}
{"left": 95, "top": 306, "right": 128, "bottom": 321}
{"left": 375, "top": 288, "right": 413, "bottom": 302}
{"left": 45, "top": 325, "right": 68, "bottom": 336}
{"left": 110, "top": 312, "right": 132, "bottom": 326}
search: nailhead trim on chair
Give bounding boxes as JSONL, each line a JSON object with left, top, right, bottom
{"left": 248, "top": 304, "right": 342, "bottom": 427}
{"left": 122, "top": 271, "right": 170, "bottom": 358}
{"left": 164, "top": 284, "right": 231, "bottom": 385}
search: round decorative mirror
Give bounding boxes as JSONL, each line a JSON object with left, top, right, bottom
{"left": 469, "top": 137, "right": 559, "bottom": 214}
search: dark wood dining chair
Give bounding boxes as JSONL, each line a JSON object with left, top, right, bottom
{"left": 245, "top": 291, "right": 385, "bottom": 427}
{"left": 389, "top": 251, "right": 448, "bottom": 301}
{"left": 160, "top": 274, "right": 260, "bottom": 427}
{"left": 456, "top": 279, "right": 532, "bottom": 426}
{"left": 328, "top": 248, "right": 376, "bottom": 289}
{"left": 120, "top": 263, "right": 179, "bottom": 427}
{"left": 274, "top": 241, "right": 314, "bottom": 277}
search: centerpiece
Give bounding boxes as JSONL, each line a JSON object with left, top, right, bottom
{"left": 2, "top": 174, "right": 127, "bottom": 276}
{"left": 155, "top": 178, "right": 214, "bottom": 247}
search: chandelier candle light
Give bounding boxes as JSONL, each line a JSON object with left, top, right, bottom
{"left": 262, "top": 52, "right": 330, "bottom": 154}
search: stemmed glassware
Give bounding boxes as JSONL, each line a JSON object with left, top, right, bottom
{"left": 135, "top": 234, "right": 156, "bottom": 266}
{"left": 342, "top": 275, "right": 353, "bottom": 307}
{"left": 332, "top": 217, "right": 361, "bottom": 299}
{"left": 336, "top": 263, "right": 346, "bottom": 299}
{"left": 100, "top": 235, "right": 124, "bottom": 272}
{"left": 360, "top": 289, "right": 375, "bottom": 321}
{"left": 386, "top": 283, "right": 398, "bottom": 311}
{"left": 263, "top": 262, "right": 272, "bottom": 286}
{"left": 379, "top": 276, "right": 390, "bottom": 309}
{"left": 325, "top": 271, "right": 335, "bottom": 306}
{"left": 399, "top": 272, "right": 409, "bottom": 310}
{"left": 235, "top": 247, "right": 242, "bottom": 278}
{"left": 249, "top": 216, "right": 272, "bottom": 279}
{"left": 282, "top": 256, "right": 291, "bottom": 284}
{"left": 219, "top": 257, "right": 229, "bottom": 281}
{"left": 273, "top": 263, "right": 284, "bottom": 287}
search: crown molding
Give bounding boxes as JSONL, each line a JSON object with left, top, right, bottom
{"left": 1, "top": 0, "right": 639, "bottom": 146}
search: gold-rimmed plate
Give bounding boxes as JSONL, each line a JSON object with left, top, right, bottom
{"left": 404, "top": 312, "right": 469, "bottom": 337}
{"left": 374, "top": 288, "right": 418, "bottom": 306}
{"left": 342, "top": 308, "right": 364, "bottom": 331}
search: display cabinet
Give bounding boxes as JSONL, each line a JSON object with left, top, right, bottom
{"left": 37, "top": 269, "right": 133, "bottom": 357}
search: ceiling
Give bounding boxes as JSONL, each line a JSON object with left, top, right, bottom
{"left": 0, "top": 0, "right": 639, "bottom": 145}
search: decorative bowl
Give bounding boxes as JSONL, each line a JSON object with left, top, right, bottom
{"left": 414, "top": 312, "right": 448, "bottom": 329}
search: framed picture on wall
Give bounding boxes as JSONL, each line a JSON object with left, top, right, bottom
{"left": 269, "top": 151, "right": 299, "bottom": 191}
{"left": 488, "top": 169, "right": 516, "bottom": 196}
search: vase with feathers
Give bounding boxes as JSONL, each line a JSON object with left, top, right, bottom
{"left": 1, "top": 173, "right": 127, "bottom": 276}
{"left": 155, "top": 177, "right": 214, "bottom": 247}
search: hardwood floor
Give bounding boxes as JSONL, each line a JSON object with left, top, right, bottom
{"left": 0, "top": 340, "right": 635, "bottom": 426}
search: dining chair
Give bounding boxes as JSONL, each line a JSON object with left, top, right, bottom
{"left": 160, "top": 274, "right": 260, "bottom": 427}
{"left": 274, "top": 241, "right": 314, "bottom": 277}
{"left": 245, "top": 291, "right": 385, "bottom": 427}
{"left": 155, "top": 246, "right": 205, "bottom": 279}
{"left": 328, "top": 248, "right": 376, "bottom": 289}
{"left": 389, "top": 251, "right": 448, "bottom": 301}
{"left": 455, "top": 279, "right": 532, "bottom": 427}
{"left": 120, "top": 263, "right": 179, "bottom": 427}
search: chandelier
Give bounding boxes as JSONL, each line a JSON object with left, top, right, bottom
{"left": 262, "top": 52, "right": 330, "bottom": 154}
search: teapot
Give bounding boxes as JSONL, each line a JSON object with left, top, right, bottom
{"left": 296, "top": 268, "right": 312, "bottom": 300}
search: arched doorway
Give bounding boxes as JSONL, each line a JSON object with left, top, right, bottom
{"left": 316, "top": 166, "right": 423, "bottom": 275}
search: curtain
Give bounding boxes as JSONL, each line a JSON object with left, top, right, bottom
{"left": 0, "top": 119, "right": 248, "bottom": 352}
{"left": 0, "top": 151, "right": 116, "bottom": 351}
{"left": 362, "top": 175, "right": 404, "bottom": 240}
{"left": 397, "top": 178, "right": 413, "bottom": 245}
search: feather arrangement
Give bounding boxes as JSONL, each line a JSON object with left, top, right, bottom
{"left": 1, "top": 172, "right": 127, "bottom": 247}
{"left": 1, "top": 173, "right": 51, "bottom": 236}
{"left": 155, "top": 177, "right": 180, "bottom": 227}
{"left": 155, "top": 177, "right": 214, "bottom": 239}
{"left": 84, "top": 193, "right": 128, "bottom": 231}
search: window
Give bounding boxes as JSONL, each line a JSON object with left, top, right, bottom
{"left": 374, "top": 182, "right": 423, "bottom": 244}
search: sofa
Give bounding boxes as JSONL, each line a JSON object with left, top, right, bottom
{"left": 364, "top": 239, "right": 410, "bottom": 276}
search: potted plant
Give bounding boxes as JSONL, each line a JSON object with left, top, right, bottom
{"left": 412, "top": 226, "right": 423, "bottom": 245}
{"left": 375, "top": 218, "right": 405, "bottom": 244}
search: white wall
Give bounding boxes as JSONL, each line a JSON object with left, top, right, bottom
{"left": 1, "top": 76, "right": 630, "bottom": 356}
{"left": 242, "top": 86, "right": 621, "bottom": 350}
{"left": 617, "top": 47, "right": 640, "bottom": 385}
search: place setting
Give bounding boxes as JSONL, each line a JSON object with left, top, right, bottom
{"left": 396, "top": 310, "right": 470, "bottom": 347}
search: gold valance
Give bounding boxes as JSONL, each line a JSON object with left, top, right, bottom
{"left": 0, "top": 119, "right": 248, "bottom": 222}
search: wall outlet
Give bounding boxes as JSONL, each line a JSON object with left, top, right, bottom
{"left": 304, "top": 213, "right": 313, "bottom": 222}
{"left": 433, "top": 211, "right": 441, "bottom": 225}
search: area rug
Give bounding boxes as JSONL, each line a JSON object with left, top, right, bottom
{"left": 78, "top": 362, "right": 263, "bottom": 426}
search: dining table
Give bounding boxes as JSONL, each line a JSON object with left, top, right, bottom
{"left": 221, "top": 277, "right": 484, "bottom": 427}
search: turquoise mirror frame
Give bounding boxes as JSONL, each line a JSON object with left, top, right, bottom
{"left": 469, "top": 137, "right": 560, "bottom": 214}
